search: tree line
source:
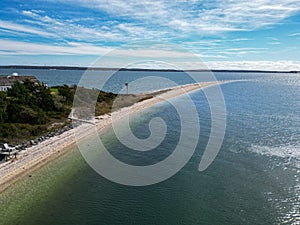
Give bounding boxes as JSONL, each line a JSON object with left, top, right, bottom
{"left": 0, "top": 80, "right": 117, "bottom": 144}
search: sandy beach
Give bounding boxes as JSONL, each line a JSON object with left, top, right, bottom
{"left": 0, "top": 81, "right": 227, "bottom": 192}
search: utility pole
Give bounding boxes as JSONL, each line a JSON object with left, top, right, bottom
{"left": 125, "top": 83, "right": 128, "bottom": 94}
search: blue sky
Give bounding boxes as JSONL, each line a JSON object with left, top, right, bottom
{"left": 0, "top": 0, "right": 300, "bottom": 70}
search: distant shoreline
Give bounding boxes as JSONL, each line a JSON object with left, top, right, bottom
{"left": 0, "top": 65, "right": 299, "bottom": 74}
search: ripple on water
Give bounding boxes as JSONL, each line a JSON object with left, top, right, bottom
{"left": 249, "top": 144, "right": 300, "bottom": 224}
{"left": 249, "top": 143, "right": 300, "bottom": 169}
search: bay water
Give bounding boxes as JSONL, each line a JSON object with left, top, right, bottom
{"left": 0, "top": 69, "right": 299, "bottom": 224}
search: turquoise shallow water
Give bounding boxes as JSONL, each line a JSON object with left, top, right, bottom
{"left": 0, "top": 71, "right": 299, "bottom": 224}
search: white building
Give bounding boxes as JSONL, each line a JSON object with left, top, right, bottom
{"left": 0, "top": 74, "right": 39, "bottom": 92}
{"left": 0, "top": 85, "right": 11, "bottom": 92}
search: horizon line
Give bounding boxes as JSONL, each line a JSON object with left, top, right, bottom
{"left": 0, "top": 65, "right": 299, "bottom": 74}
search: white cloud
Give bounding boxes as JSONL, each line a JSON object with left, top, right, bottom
{"left": 268, "top": 42, "right": 281, "bottom": 45}
{"left": 0, "top": 20, "right": 55, "bottom": 37}
{"left": 117, "top": 23, "right": 146, "bottom": 34}
{"left": 21, "top": 10, "right": 124, "bottom": 41}
{"left": 288, "top": 32, "right": 300, "bottom": 37}
{"left": 0, "top": 40, "right": 111, "bottom": 55}
{"left": 1, "top": 40, "right": 299, "bottom": 71}
{"left": 20, "top": 10, "right": 168, "bottom": 42}
{"left": 266, "top": 37, "right": 279, "bottom": 40}
{"left": 0, "top": 40, "right": 201, "bottom": 59}
{"left": 195, "top": 54, "right": 228, "bottom": 59}
{"left": 196, "top": 0, "right": 300, "bottom": 30}
{"left": 157, "top": 60, "right": 300, "bottom": 71}
{"left": 1, "top": 1, "right": 299, "bottom": 70}
{"left": 229, "top": 38, "right": 254, "bottom": 42}
{"left": 206, "top": 60, "right": 300, "bottom": 71}
{"left": 52, "top": 0, "right": 300, "bottom": 34}
{"left": 226, "top": 47, "right": 268, "bottom": 51}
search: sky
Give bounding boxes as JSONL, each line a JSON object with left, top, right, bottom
{"left": 0, "top": 0, "right": 300, "bottom": 70}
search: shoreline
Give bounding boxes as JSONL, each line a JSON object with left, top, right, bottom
{"left": 0, "top": 81, "right": 229, "bottom": 192}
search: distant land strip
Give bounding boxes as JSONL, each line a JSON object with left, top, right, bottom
{"left": 0, "top": 65, "right": 299, "bottom": 73}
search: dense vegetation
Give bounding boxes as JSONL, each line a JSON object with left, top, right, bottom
{"left": 0, "top": 81, "right": 73, "bottom": 125}
{"left": 0, "top": 80, "right": 117, "bottom": 144}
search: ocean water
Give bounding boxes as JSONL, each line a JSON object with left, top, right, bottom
{"left": 0, "top": 70, "right": 299, "bottom": 224}
{"left": 0, "top": 68, "right": 270, "bottom": 92}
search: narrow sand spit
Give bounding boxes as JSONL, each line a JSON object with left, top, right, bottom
{"left": 0, "top": 81, "right": 229, "bottom": 192}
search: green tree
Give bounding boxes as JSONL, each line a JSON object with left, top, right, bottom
{"left": 35, "top": 84, "right": 55, "bottom": 111}
{"left": 0, "top": 92, "right": 8, "bottom": 122}
{"left": 7, "top": 81, "right": 31, "bottom": 105}
{"left": 58, "top": 84, "right": 73, "bottom": 105}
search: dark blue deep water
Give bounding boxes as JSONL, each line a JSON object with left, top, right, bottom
{"left": 0, "top": 69, "right": 299, "bottom": 224}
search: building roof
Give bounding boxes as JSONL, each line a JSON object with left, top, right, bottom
{"left": 0, "top": 75, "right": 39, "bottom": 86}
